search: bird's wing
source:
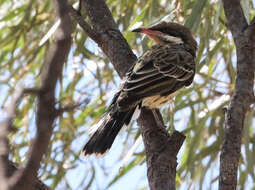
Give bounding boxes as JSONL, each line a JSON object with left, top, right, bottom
{"left": 121, "top": 45, "right": 195, "bottom": 100}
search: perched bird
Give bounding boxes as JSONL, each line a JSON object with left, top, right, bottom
{"left": 82, "top": 21, "right": 197, "bottom": 156}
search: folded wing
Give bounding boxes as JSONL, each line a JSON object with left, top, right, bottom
{"left": 117, "top": 44, "right": 195, "bottom": 109}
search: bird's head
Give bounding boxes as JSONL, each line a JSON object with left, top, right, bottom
{"left": 132, "top": 21, "right": 197, "bottom": 56}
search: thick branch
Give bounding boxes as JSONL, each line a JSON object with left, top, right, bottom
{"left": 9, "top": 0, "right": 73, "bottom": 189}
{"left": 220, "top": 1, "right": 255, "bottom": 190}
{"left": 138, "top": 108, "right": 185, "bottom": 190}
{"left": 222, "top": 0, "right": 248, "bottom": 39}
{"left": 70, "top": 0, "right": 186, "bottom": 189}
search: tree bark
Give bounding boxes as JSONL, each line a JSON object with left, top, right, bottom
{"left": 69, "top": 0, "right": 186, "bottom": 189}
{"left": 7, "top": 161, "right": 52, "bottom": 190}
{"left": 138, "top": 108, "right": 185, "bottom": 190}
{"left": 219, "top": 1, "right": 255, "bottom": 189}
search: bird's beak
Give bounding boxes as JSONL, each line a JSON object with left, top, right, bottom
{"left": 131, "top": 28, "right": 143, "bottom": 33}
{"left": 131, "top": 28, "right": 161, "bottom": 36}
{"left": 132, "top": 27, "right": 163, "bottom": 44}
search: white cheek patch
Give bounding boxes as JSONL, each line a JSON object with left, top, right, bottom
{"left": 165, "top": 35, "right": 183, "bottom": 43}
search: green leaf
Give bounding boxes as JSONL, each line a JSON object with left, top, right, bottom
{"left": 0, "top": 5, "right": 26, "bottom": 22}
{"left": 185, "top": 0, "right": 207, "bottom": 32}
{"left": 127, "top": 3, "right": 150, "bottom": 30}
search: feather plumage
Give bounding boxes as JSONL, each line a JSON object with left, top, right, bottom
{"left": 82, "top": 22, "right": 197, "bottom": 157}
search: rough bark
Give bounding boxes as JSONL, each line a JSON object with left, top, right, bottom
{"left": 7, "top": 161, "right": 52, "bottom": 190}
{"left": 69, "top": 0, "right": 186, "bottom": 189}
{"left": 138, "top": 108, "right": 185, "bottom": 190}
{"left": 220, "top": 1, "right": 255, "bottom": 189}
{"left": 0, "top": 0, "right": 73, "bottom": 189}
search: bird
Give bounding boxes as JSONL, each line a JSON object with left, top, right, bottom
{"left": 82, "top": 21, "right": 197, "bottom": 157}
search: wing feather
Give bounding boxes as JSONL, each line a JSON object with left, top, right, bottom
{"left": 118, "top": 44, "right": 195, "bottom": 107}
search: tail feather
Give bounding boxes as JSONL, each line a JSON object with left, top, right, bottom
{"left": 82, "top": 107, "right": 137, "bottom": 157}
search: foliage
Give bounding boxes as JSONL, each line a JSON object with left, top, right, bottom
{"left": 0, "top": 0, "right": 255, "bottom": 189}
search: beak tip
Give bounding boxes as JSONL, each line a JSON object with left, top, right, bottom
{"left": 131, "top": 28, "right": 142, "bottom": 33}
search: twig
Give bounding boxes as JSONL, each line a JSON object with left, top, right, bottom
{"left": 68, "top": 5, "right": 99, "bottom": 43}
{"left": 152, "top": 109, "right": 165, "bottom": 128}
{"left": 56, "top": 101, "right": 86, "bottom": 115}
{"left": 24, "top": 88, "right": 41, "bottom": 95}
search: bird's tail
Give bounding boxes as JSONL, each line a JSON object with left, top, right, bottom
{"left": 82, "top": 106, "right": 139, "bottom": 157}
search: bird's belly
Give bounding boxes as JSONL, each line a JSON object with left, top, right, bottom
{"left": 142, "top": 92, "right": 177, "bottom": 109}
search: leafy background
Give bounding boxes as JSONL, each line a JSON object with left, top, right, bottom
{"left": 1, "top": 0, "right": 255, "bottom": 189}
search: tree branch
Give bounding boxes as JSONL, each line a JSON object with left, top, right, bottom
{"left": 0, "top": 86, "right": 24, "bottom": 190}
{"left": 7, "top": 161, "right": 52, "bottom": 190}
{"left": 220, "top": 1, "right": 255, "bottom": 190}
{"left": 70, "top": 0, "right": 186, "bottom": 189}
{"left": 8, "top": 0, "right": 73, "bottom": 189}
{"left": 68, "top": 6, "right": 99, "bottom": 42}
{"left": 69, "top": 2, "right": 137, "bottom": 77}
{"left": 56, "top": 100, "right": 88, "bottom": 115}
{"left": 222, "top": 0, "right": 248, "bottom": 38}
{"left": 23, "top": 88, "right": 41, "bottom": 95}
{"left": 137, "top": 108, "right": 185, "bottom": 190}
